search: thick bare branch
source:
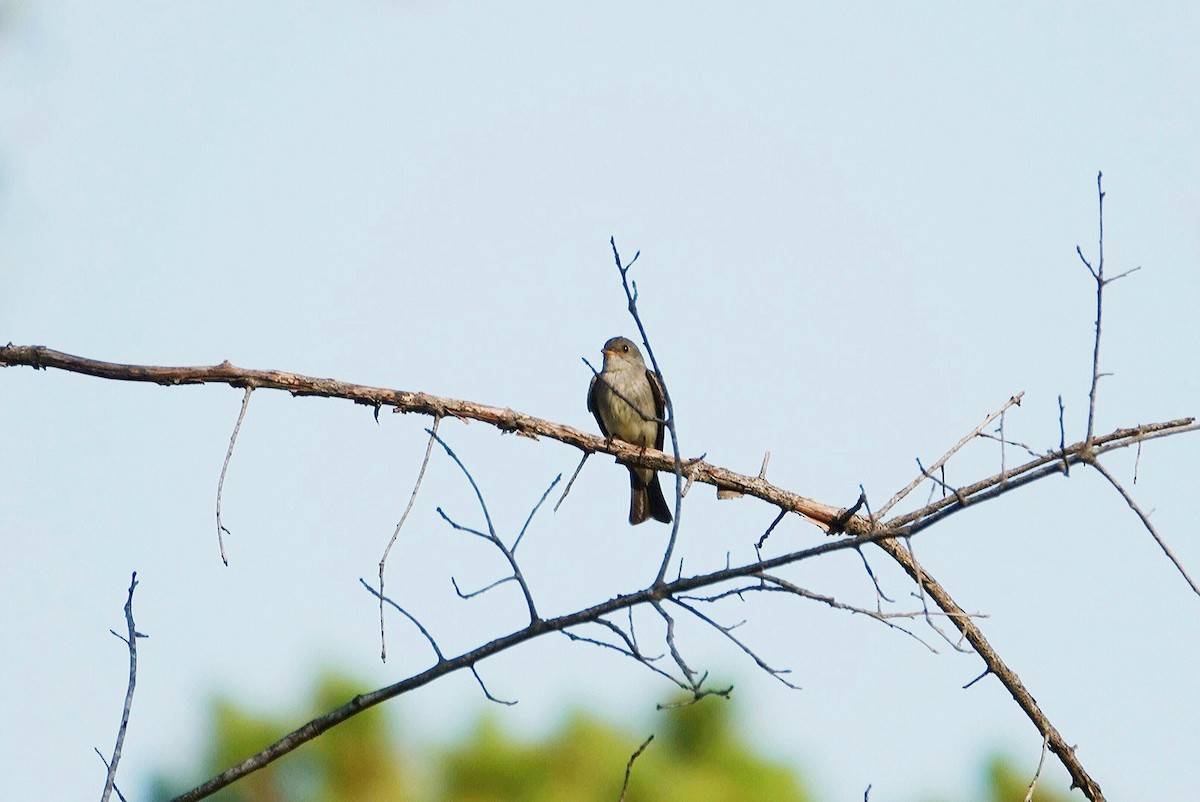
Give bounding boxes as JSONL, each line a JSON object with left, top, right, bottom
{"left": 8, "top": 345, "right": 1189, "bottom": 548}
{"left": 875, "top": 538, "right": 1104, "bottom": 799}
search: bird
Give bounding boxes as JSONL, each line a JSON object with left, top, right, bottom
{"left": 587, "top": 336, "right": 673, "bottom": 525}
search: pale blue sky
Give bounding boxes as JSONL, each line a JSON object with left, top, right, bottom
{"left": 3, "top": 3, "right": 1198, "bottom": 800}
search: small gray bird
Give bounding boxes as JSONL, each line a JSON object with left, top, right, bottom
{"left": 587, "top": 336, "right": 673, "bottom": 525}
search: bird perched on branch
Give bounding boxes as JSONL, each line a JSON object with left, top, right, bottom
{"left": 587, "top": 336, "right": 673, "bottom": 525}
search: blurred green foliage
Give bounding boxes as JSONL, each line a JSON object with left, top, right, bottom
{"left": 148, "top": 671, "right": 1077, "bottom": 802}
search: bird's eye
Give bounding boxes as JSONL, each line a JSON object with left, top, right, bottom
{"left": 622, "top": 344, "right": 629, "bottom": 352}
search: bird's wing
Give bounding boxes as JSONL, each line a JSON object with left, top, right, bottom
{"left": 587, "top": 374, "right": 610, "bottom": 437}
{"left": 647, "top": 369, "right": 667, "bottom": 450}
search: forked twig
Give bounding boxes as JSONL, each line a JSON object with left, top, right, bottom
{"left": 877, "top": 392, "right": 1024, "bottom": 518}
{"left": 100, "top": 573, "right": 146, "bottom": 802}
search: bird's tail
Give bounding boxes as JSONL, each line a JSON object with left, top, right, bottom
{"left": 630, "top": 471, "right": 673, "bottom": 525}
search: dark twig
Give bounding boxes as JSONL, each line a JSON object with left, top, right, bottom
{"left": 978, "top": 430, "right": 1040, "bottom": 459}
{"left": 359, "top": 579, "right": 445, "bottom": 663}
{"left": 854, "top": 546, "right": 895, "bottom": 606}
{"left": 451, "top": 573, "right": 515, "bottom": 599}
{"left": 561, "top": 623, "right": 680, "bottom": 687}
{"left": 471, "top": 664, "right": 517, "bottom": 706}
{"left": 554, "top": 452, "right": 589, "bottom": 512}
{"left": 215, "top": 386, "right": 253, "bottom": 565}
{"left": 101, "top": 572, "right": 146, "bottom": 802}
{"left": 671, "top": 597, "right": 801, "bottom": 689}
{"left": 618, "top": 734, "right": 655, "bottom": 802}
{"left": 513, "top": 473, "right": 562, "bottom": 553}
{"left": 378, "top": 417, "right": 440, "bottom": 662}
{"left": 755, "top": 574, "right": 947, "bottom": 653}
{"left": 652, "top": 601, "right": 697, "bottom": 687}
{"left": 755, "top": 508, "right": 788, "bottom": 549}
{"left": 963, "top": 667, "right": 990, "bottom": 689}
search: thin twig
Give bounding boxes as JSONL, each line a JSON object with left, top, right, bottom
{"left": 215, "top": 386, "right": 253, "bottom": 565}
{"left": 755, "top": 509, "right": 788, "bottom": 549}
{"left": 1089, "top": 460, "right": 1199, "bottom": 596}
{"left": 1023, "top": 736, "right": 1051, "bottom": 802}
{"left": 554, "top": 452, "right": 589, "bottom": 512}
{"left": 471, "top": 664, "right": 517, "bottom": 706}
{"left": 378, "top": 417, "right": 441, "bottom": 662}
{"left": 876, "top": 392, "right": 1023, "bottom": 518}
{"left": 101, "top": 572, "right": 146, "bottom": 802}
{"left": 618, "top": 735, "right": 655, "bottom": 802}
{"left": 1078, "top": 171, "right": 1106, "bottom": 445}
{"left": 672, "top": 597, "right": 801, "bottom": 689}
{"left": 608, "top": 239, "right": 688, "bottom": 586}
{"left": 359, "top": 579, "right": 445, "bottom": 663}
{"left": 431, "top": 430, "right": 541, "bottom": 624}
{"left": 513, "top": 473, "right": 562, "bottom": 553}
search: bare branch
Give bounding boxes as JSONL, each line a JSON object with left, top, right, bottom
{"left": 887, "top": 418, "right": 1197, "bottom": 537}
{"left": 671, "top": 597, "right": 801, "bottom": 690}
{"left": 553, "top": 452, "right": 589, "bottom": 512}
{"left": 100, "top": 572, "right": 146, "bottom": 802}
{"left": 874, "top": 537, "right": 1104, "bottom": 799}
{"left": 561, "top": 624, "right": 680, "bottom": 688}
{"left": 431, "top": 430, "right": 540, "bottom": 624}
{"left": 608, "top": 239, "right": 689, "bottom": 586}
{"left": 618, "top": 734, "right": 654, "bottom": 802}
{"left": 877, "top": 391, "right": 1024, "bottom": 518}
{"left": 1024, "top": 736, "right": 1051, "bottom": 802}
{"left": 755, "top": 574, "right": 947, "bottom": 653}
{"left": 378, "top": 417, "right": 441, "bottom": 662}
{"left": 215, "top": 387, "right": 252, "bottom": 565}
{"left": 513, "top": 473, "right": 562, "bottom": 554}
{"left": 755, "top": 508, "right": 788, "bottom": 549}
{"left": 1089, "top": 460, "right": 1200, "bottom": 596}
{"left": 471, "top": 664, "right": 517, "bottom": 706}
{"left": 9, "top": 345, "right": 1189, "bottom": 543}
{"left": 853, "top": 546, "right": 895, "bottom": 606}
{"left": 652, "top": 601, "right": 698, "bottom": 687}
{"left": 359, "top": 579, "right": 445, "bottom": 663}
{"left": 1079, "top": 170, "right": 1106, "bottom": 444}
